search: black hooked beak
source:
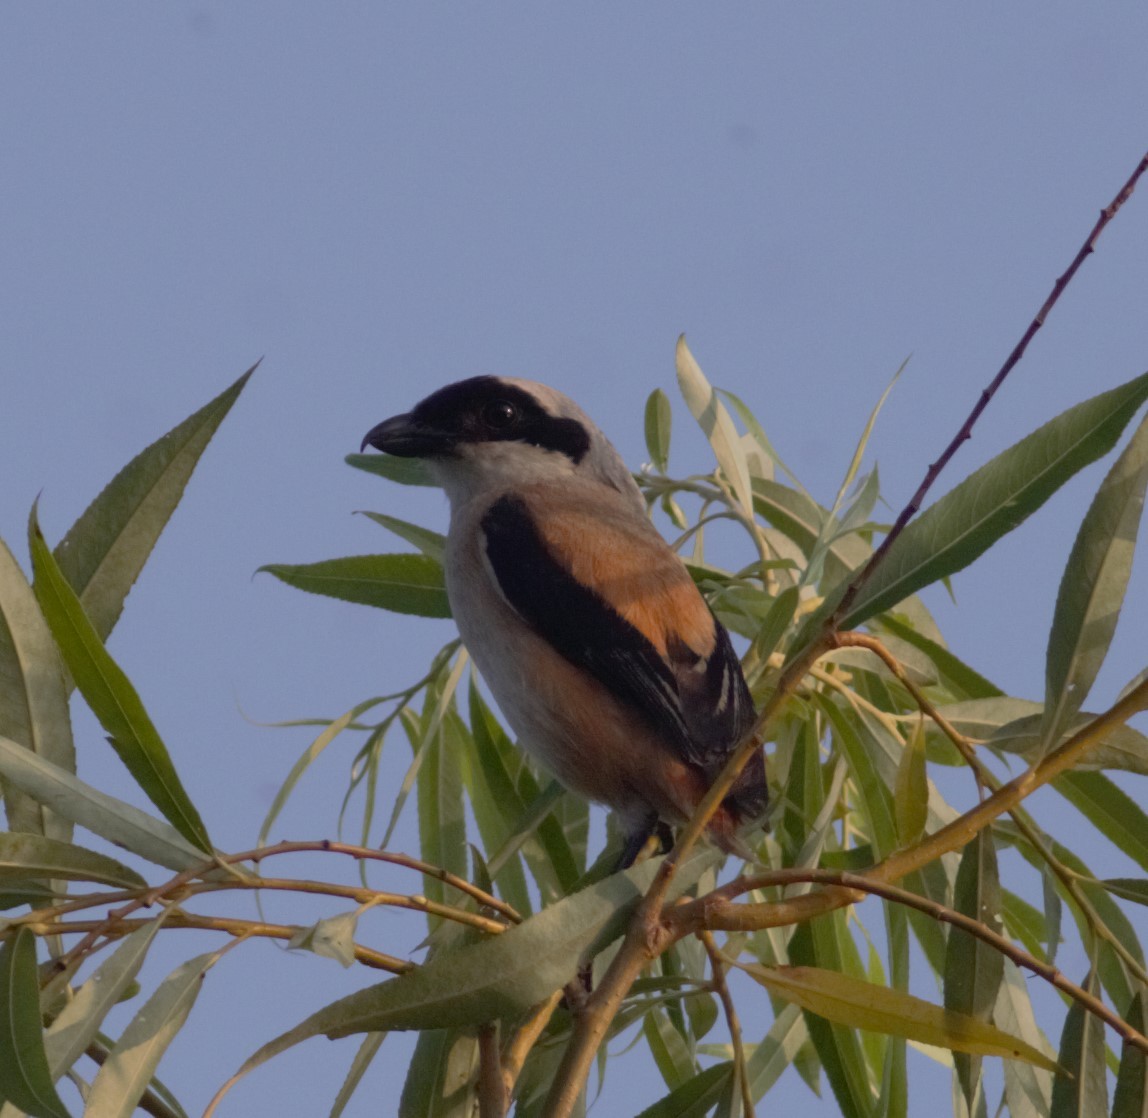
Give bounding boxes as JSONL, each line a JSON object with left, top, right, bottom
{"left": 360, "top": 413, "right": 453, "bottom": 458}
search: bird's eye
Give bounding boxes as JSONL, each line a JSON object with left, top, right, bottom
{"left": 482, "top": 400, "right": 519, "bottom": 429}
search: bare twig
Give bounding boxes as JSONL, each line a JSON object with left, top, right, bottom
{"left": 478, "top": 1022, "right": 508, "bottom": 1118}
{"left": 831, "top": 149, "right": 1148, "bottom": 630}
{"left": 545, "top": 150, "right": 1148, "bottom": 1114}
{"left": 502, "top": 990, "right": 564, "bottom": 1099}
{"left": 30, "top": 913, "right": 413, "bottom": 974}
{"left": 699, "top": 929, "right": 754, "bottom": 1118}
{"left": 673, "top": 867, "right": 1148, "bottom": 1056}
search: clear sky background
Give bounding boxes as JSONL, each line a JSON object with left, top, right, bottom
{"left": 2, "top": 5, "right": 1148, "bottom": 1116}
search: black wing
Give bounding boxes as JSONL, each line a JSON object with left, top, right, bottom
{"left": 481, "top": 494, "right": 754, "bottom": 768}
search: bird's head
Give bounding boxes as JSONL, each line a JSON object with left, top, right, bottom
{"left": 361, "top": 376, "right": 642, "bottom": 508}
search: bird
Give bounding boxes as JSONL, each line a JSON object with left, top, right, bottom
{"left": 361, "top": 376, "right": 767, "bottom": 868}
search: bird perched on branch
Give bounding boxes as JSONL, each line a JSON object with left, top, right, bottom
{"left": 362, "top": 377, "right": 767, "bottom": 867}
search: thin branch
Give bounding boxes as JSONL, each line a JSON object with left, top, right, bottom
{"left": 477, "top": 1022, "right": 508, "bottom": 1118}
{"left": 543, "top": 151, "right": 1148, "bottom": 1118}
{"left": 672, "top": 867, "right": 1148, "bottom": 1056}
{"left": 502, "top": 990, "right": 564, "bottom": 1099}
{"left": 830, "top": 149, "right": 1148, "bottom": 630}
{"left": 699, "top": 929, "right": 754, "bottom": 1118}
{"left": 29, "top": 914, "right": 413, "bottom": 974}
{"left": 235, "top": 839, "right": 522, "bottom": 923}
{"left": 837, "top": 632, "right": 1148, "bottom": 987}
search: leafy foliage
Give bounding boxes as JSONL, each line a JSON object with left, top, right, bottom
{"left": 0, "top": 340, "right": 1146, "bottom": 1118}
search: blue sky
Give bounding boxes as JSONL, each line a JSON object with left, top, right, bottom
{"left": 2, "top": 5, "right": 1147, "bottom": 1115}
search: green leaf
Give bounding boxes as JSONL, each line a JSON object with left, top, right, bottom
{"left": 1055, "top": 770, "right": 1148, "bottom": 872}
{"left": 346, "top": 452, "right": 435, "bottom": 487}
{"left": 0, "top": 833, "right": 144, "bottom": 890}
{"left": 633, "top": 1062, "right": 733, "bottom": 1118}
{"left": 675, "top": 336, "right": 754, "bottom": 518}
{"left": 737, "top": 962, "right": 1058, "bottom": 1072}
{"left": 84, "top": 949, "right": 218, "bottom": 1118}
{"left": 745, "top": 1002, "right": 808, "bottom": 1101}
{"left": 0, "top": 538, "right": 75, "bottom": 841}
{"left": 993, "top": 959, "right": 1055, "bottom": 1118}
{"left": 1050, "top": 970, "right": 1108, "bottom": 1118}
{"left": 43, "top": 920, "right": 164, "bottom": 1079}
{"left": 0, "top": 928, "right": 71, "bottom": 1118}
{"left": 30, "top": 510, "right": 211, "bottom": 852}
{"left": 644, "top": 388, "right": 673, "bottom": 472}
{"left": 944, "top": 832, "right": 1005, "bottom": 1109}
{"left": 875, "top": 614, "right": 1003, "bottom": 701}
{"left": 289, "top": 912, "right": 360, "bottom": 968}
{"left": 1113, "top": 993, "right": 1148, "bottom": 1118}
{"left": 995, "top": 711, "right": 1148, "bottom": 774}
{"left": 1042, "top": 412, "right": 1148, "bottom": 749}
{"left": 260, "top": 554, "right": 451, "bottom": 618}
{"left": 1101, "top": 879, "right": 1148, "bottom": 906}
{"left": 0, "top": 734, "right": 205, "bottom": 872}
{"left": 417, "top": 710, "right": 468, "bottom": 923}
{"left": 398, "top": 1029, "right": 478, "bottom": 1118}
{"left": 838, "top": 368, "right": 1148, "bottom": 631}
{"left": 789, "top": 914, "right": 875, "bottom": 1118}
{"left": 644, "top": 1004, "right": 697, "bottom": 1088}
{"left": 894, "top": 719, "right": 927, "bottom": 846}
{"left": 54, "top": 364, "right": 256, "bottom": 644}
{"left": 356, "top": 512, "right": 446, "bottom": 563}
{"left": 329, "top": 1032, "right": 386, "bottom": 1118}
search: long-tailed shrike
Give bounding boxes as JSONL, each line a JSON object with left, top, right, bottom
{"left": 362, "top": 376, "right": 766, "bottom": 867}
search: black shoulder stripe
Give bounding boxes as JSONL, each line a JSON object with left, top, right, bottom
{"left": 480, "top": 494, "right": 694, "bottom": 755}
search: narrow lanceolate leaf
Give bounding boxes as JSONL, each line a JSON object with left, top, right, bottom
{"left": 398, "top": 1029, "right": 479, "bottom": 1118}
{"left": 0, "top": 928, "right": 72, "bottom": 1118}
{"left": 1043, "top": 412, "right": 1148, "bottom": 749}
{"left": 633, "top": 1062, "right": 733, "bottom": 1118}
{"left": 675, "top": 336, "right": 755, "bottom": 518}
{"left": 0, "top": 734, "right": 204, "bottom": 872}
{"left": 1101, "top": 878, "right": 1148, "bottom": 907}
{"left": 84, "top": 950, "right": 217, "bottom": 1118}
{"left": 357, "top": 512, "right": 446, "bottom": 563}
{"left": 30, "top": 512, "right": 211, "bottom": 852}
{"left": 644, "top": 387, "right": 673, "bottom": 472}
{"left": 944, "top": 832, "right": 1005, "bottom": 1108}
{"left": 838, "top": 368, "right": 1148, "bottom": 631}
{"left": 1055, "top": 770, "right": 1148, "bottom": 872}
{"left": 1050, "top": 970, "right": 1108, "bottom": 1118}
{"left": 346, "top": 452, "right": 435, "bottom": 487}
{"left": 260, "top": 555, "right": 451, "bottom": 618}
{"left": 0, "top": 833, "right": 145, "bottom": 890}
{"left": 329, "top": 1032, "right": 386, "bottom": 1118}
{"left": 894, "top": 718, "right": 928, "bottom": 846}
{"left": 0, "top": 537, "right": 75, "bottom": 840}
{"left": 53, "top": 364, "right": 256, "bottom": 644}
{"left": 993, "top": 960, "right": 1055, "bottom": 1118}
{"left": 1113, "top": 994, "right": 1148, "bottom": 1118}
{"left": 42, "top": 920, "right": 164, "bottom": 1079}
{"left": 735, "top": 962, "right": 1058, "bottom": 1072}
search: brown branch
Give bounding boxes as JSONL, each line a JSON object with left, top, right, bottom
{"left": 542, "top": 150, "right": 1148, "bottom": 1117}
{"left": 232, "top": 839, "right": 522, "bottom": 923}
{"left": 29, "top": 914, "right": 413, "bottom": 975}
{"left": 699, "top": 929, "right": 754, "bottom": 1118}
{"left": 477, "top": 1022, "right": 508, "bottom": 1118}
{"left": 830, "top": 149, "right": 1148, "bottom": 630}
{"left": 673, "top": 867, "right": 1148, "bottom": 1056}
{"left": 836, "top": 632, "right": 1148, "bottom": 986}
{"left": 502, "top": 990, "right": 564, "bottom": 1099}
